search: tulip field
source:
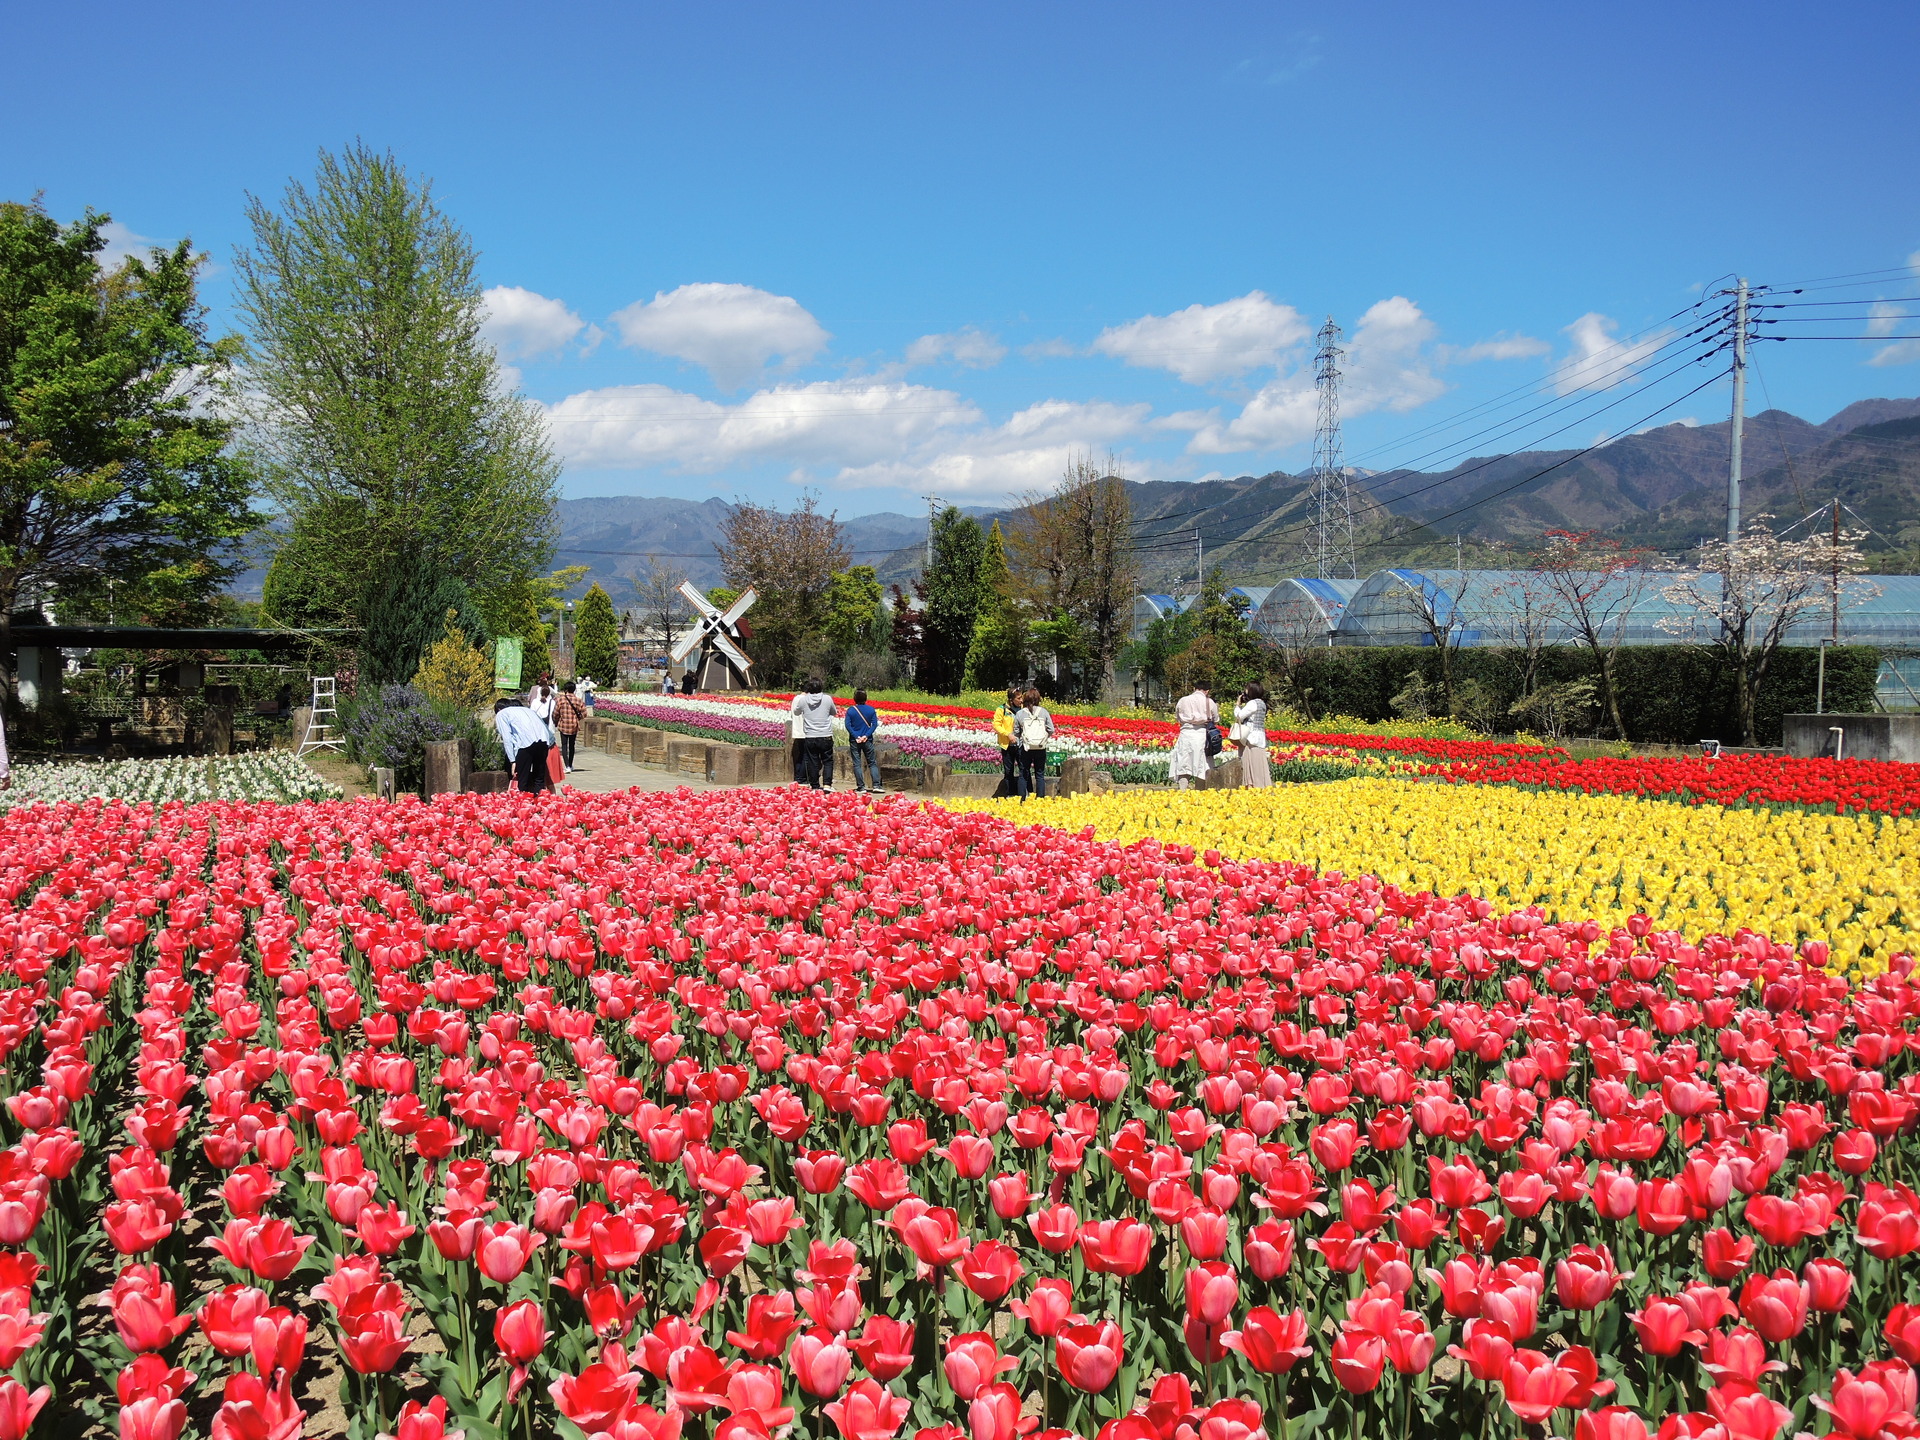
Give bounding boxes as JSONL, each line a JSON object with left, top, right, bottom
{"left": 1, "top": 770, "right": 1918, "bottom": 1440}
{"left": 959, "top": 779, "right": 1920, "bottom": 979}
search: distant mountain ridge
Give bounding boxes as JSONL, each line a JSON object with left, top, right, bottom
{"left": 549, "top": 394, "right": 1920, "bottom": 604}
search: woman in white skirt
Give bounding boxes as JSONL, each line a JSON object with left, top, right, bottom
{"left": 1234, "top": 682, "right": 1271, "bottom": 787}
{"left": 1169, "top": 684, "right": 1217, "bottom": 791}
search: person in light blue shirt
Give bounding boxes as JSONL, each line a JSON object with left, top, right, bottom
{"left": 493, "top": 698, "right": 553, "bottom": 793}
{"left": 844, "top": 689, "right": 882, "bottom": 794}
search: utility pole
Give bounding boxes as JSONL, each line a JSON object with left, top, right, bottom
{"left": 1728, "top": 277, "right": 1748, "bottom": 550}
{"left": 1309, "top": 318, "right": 1357, "bottom": 580}
{"left": 1196, "top": 529, "right": 1204, "bottom": 594}
{"left": 1831, "top": 497, "right": 1842, "bottom": 641}
{"left": 923, "top": 494, "right": 941, "bottom": 569}
{"left": 1454, "top": 534, "right": 1463, "bottom": 571}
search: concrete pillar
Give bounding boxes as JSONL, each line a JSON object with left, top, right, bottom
{"left": 371, "top": 767, "right": 396, "bottom": 801}
{"left": 424, "top": 738, "right": 472, "bottom": 797}
{"left": 290, "top": 706, "right": 313, "bottom": 751}
{"left": 923, "top": 757, "right": 951, "bottom": 797}
{"left": 204, "top": 706, "right": 234, "bottom": 757}
{"left": 1058, "top": 755, "right": 1098, "bottom": 797}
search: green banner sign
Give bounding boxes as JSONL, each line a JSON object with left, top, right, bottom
{"left": 494, "top": 637, "right": 524, "bottom": 692}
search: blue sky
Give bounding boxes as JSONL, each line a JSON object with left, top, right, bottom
{"left": 8, "top": 2, "right": 1919, "bottom": 517}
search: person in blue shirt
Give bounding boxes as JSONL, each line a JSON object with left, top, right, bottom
{"left": 844, "top": 689, "right": 882, "bottom": 794}
{"left": 493, "top": 697, "right": 554, "bottom": 794}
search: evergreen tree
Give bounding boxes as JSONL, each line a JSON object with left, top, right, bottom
{"left": 413, "top": 611, "right": 496, "bottom": 711}
{"left": 919, "top": 507, "right": 986, "bottom": 694}
{"left": 0, "top": 200, "right": 258, "bottom": 636}
{"left": 360, "top": 554, "right": 488, "bottom": 686}
{"left": 963, "top": 521, "right": 1027, "bottom": 689}
{"left": 573, "top": 583, "right": 619, "bottom": 686}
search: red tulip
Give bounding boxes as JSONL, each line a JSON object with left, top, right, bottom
{"left": 0, "top": 1380, "right": 48, "bottom": 1440}
{"left": 1183, "top": 1261, "right": 1239, "bottom": 1327}
{"left": 1223, "top": 1306, "right": 1311, "bottom": 1374}
{"left": 1028, "top": 1204, "right": 1080, "bottom": 1254}
{"left": 987, "top": 1173, "right": 1031, "bottom": 1220}
{"left": 337, "top": 1282, "right": 412, "bottom": 1374}
{"left": 1702, "top": 1228, "right": 1755, "bottom": 1282}
{"left": 1813, "top": 1362, "right": 1917, "bottom": 1439}
{"left": 1079, "top": 1218, "right": 1153, "bottom": 1276}
{"left": 110, "top": 1267, "right": 194, "bottom": 1353}
{"left": 967, "top": 1381, "right": 1032, "bottom": 1440}
{"left": 1738, "top": 1270, "right": 1810, "bottom": 1343}
{"left": 250, "top": 1307, "right": 308, "bottom": 1380}
{"left": 956, "top": 1240, "right": 1024, "bottom": 1303}
{"left": 1805, "top": 1257, "right": 1854, "bottom": 1314}
{"left": 850, "top": 1315, "right": 916, "bottom": 1382}
{"left": 825, "top": 1377, "right": 911, "bottom": 1440}
{"left": 943, "top": 1333, "right": 1016, "bottom": 1401}
{"left": 1055, "top": 1320, "right": 1123, "bottom": 1392}
{"left": 1330, "top": 1329, "right": 1386, "bottom": 1393}
{"left": 791, "top": 1329, "right": 854, "bottom": 1399}
{"left": 116, "top": 1396, "right": 187, "bottom": 1440}
{"left": 473, "top": 1221, "right": 538, "bottom": 1283}
{"left": 1575, "top": 1410, "right": 1651, "bottom": 1440}
{"left": 1554, "top": 1245, "right": 1621, "bottom": 1311}
{"left": 897, "top": 1207, "right": 966, "bottom": 1271}
{"left": 729, "top": 1291, "right": 803, "bottom": 1361}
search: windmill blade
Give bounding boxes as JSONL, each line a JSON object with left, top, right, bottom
{"left": 669, "top": 628, "right": 705, "bottom": 664}
{"left": 709, "top": 629, "right": 752, "bottom": 672}
{"left": 720, "top": 586, "right": 759, "bottom": 627}
{"left": 679, "top": 580, "right": 721, "bottom": 619}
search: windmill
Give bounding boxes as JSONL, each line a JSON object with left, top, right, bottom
{"left": 670, "top": 583, "right": 758, "bottom": 690}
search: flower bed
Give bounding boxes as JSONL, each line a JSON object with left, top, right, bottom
{"left": 952, "top": 779, "right": 1920, "bottom": 977}
{"left": 0, "top": 751, "right": 340, "bottom": 810}
{"left": 1426, "top": 750, "right": 1920, "bottom": 817}
{"left": 0, "top": 785, "right": 1913, "bottom": 1440}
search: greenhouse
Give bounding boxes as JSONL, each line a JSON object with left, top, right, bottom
{"left": 1129, "top": 593, "right": 1193, "bottom": 642}
{"left": 1250, "top": 577, "right": 1363, "bottom": 646}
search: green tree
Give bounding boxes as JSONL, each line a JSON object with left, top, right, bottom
{"left": 413, "top": 610, "right": 496, "bottom": 711}
{"left": 1163, "top": 570, "right": 1271, "bottom": 698}
{"left": 920, "top": 507, "right": 986, "bottom": 694}
{"left": 822, "top": 566, "right": 884, "bottom": 653}
{"left": 361, "top": 553, "right": 489, "bottom": 686}
{"left": 573, "top": 582, "right": 619, "bottom": 686}
{"left": 1119, "top": 605, "right": 1199, "bottom": 701}
{"left": 235, "top": 143, "right": 559, "bottom": 644}
{"left": 0, "top": 201, "right": 258, "bottom": 641}
{"left": 964, "top": 521, "right": 1027, "bottom": 689}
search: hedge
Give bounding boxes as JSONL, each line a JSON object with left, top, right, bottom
{"left": 1283, "top": 645, "right": 1880, "bottom": 746}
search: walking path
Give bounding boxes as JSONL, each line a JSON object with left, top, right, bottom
{"left": 560, "top": 744, "right": 879, "bottom": 796}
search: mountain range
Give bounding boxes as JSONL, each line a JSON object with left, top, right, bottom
{"left": 556, "top": 395, "right": 1920, "bottom": 607}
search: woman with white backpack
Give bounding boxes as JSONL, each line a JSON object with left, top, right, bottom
{"left": 1013, "top": 687, "right": 1054, "bottom": 800}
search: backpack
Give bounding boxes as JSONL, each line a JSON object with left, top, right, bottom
{"left": 1018, "top": 708, "right": 1051, "bottom": 749}
{"left": 1204, "top": 723, "right": 1224, "bottom": 758}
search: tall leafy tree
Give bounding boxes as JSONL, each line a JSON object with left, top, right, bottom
{"left": 821, "top": 566, "right": 885, "bottom": 654}
{"left": 715, "top": 493, "right": 848, "bottom": 682}
{"left": 0, "top": 201, "right": 257, "bottom": 639}
{"left": 920, "top": 507, "right": 986, "bottom": 694}
{"left": 234, "top": 143, "right": 558, "bottom": 658}
{"left": 963, "top": 520, "right": 1027, "bottom": 690}
{"left": 1006, "top": 456, "right": 1138, "bottom": 699}
{"left": 572, "top": 582, "right": 619, "bottom": 686}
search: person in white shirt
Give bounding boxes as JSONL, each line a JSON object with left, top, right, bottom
{"left": 659, "top": 668, "right": 676, "bottom": 696}
{"left": 1013, "top": 688, "right": 1054, "bottom": 800}
{"left": 1234, "top": 682, "right": 1271, "bottom": 788}
{"left": 579, "top": 676, "right": 597, "bottom": 715}
{"left": 789, "top": 679, "right": 837, "bottom": 789}
{"left": 493, "top": 698, "right": 554, "bottom": 794}
{"left": 1170, "top": 685, "right": 1218, "bottom": 791}
{"left": 0, "top": 704, "right": 9, "bottom": 792}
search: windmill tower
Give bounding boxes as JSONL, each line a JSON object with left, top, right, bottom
{"left": 1308, "top": 317, "right": 1356, "bottom": 580}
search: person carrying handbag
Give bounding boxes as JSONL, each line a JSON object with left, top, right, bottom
{"left": 1013, "top": 688, "right": 1054, "bottom": 801}
{"left": 1233, "top": 682, "right": 1271, "bottom": 788}
{"left": 1169, "top": 684, "right": 1217, "bottom": 791}
{"left": 553, "top": 681, "right": 587, "bottom": 771}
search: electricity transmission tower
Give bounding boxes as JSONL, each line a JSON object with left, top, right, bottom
{"left": 1308, "top": 317, "right": 1356, "bottom": 579}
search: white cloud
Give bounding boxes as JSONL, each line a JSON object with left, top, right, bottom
{"left": 1442, "top": 333, "right": 1551, "bottom": 364}
{"left": 99, "top": 220, "right": 163, "bottom": 268}
{"left": 830, "top": 401, "right": 1155, "bottom": 497}
{"left": 1186, "top": 296, "right": 1446, "bottom": 454}
{"left": 1093, "top": 291, "right": 1311, "bottom": 385}
{"left": 1550, "top": 312, "right": 1668, "bottom": 396}
{"left": 1022, "top": 337, "right": 1079, "bottom": 360}
{"left": 481, "top": 286, "right": 589, "bottom": 361}
{"left": 1870, "top": 339, "right": 1920, "bottom": 367}
{"left": 612, "top": 283, "right": 829, "bottom": 388}
{"left": 1868, "top": 301, "right": 1906, "bottom": 339}
{"left": 543, "top": 379, "right": 979, "bottom": 471}
{"left": 902, "top": 328, "right": 1007, "bottom": 370}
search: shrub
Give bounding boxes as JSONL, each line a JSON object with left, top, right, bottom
{"left": 344, "top": 684, "right": 457, "bottom": 793}
{"left": 413, "top": 612, "right": 496, "bottom": 711}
